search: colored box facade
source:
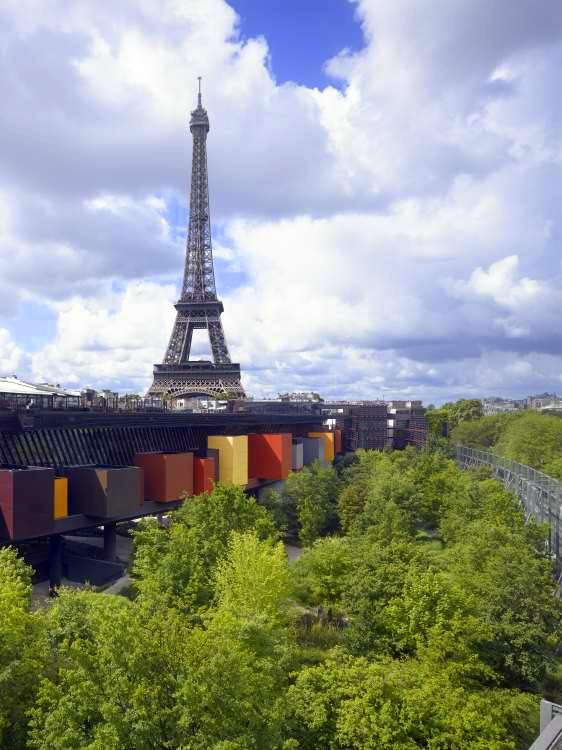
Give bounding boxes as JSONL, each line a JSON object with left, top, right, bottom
{"left": 0, "top": 466, "right": 54, "bottom": 541}
{"left": 292, "top": 441, "right": 304, "bottom": 471}
{"left": 64, "top": 466, "right": 143, "bottom": 517}
{"left": 194, "top": 457, "right": 215, "bottom": 495}
{"left": 308, "top": 432, "right": 335, "bottom": 462}
{"left": 248, "top": 433, "right": 292, "bottom": 481}
{"left": 207, "top": 435, "right": 248, "bottom": 485}
{"left": 54, "top": 477, "right": 69, "bottom": 519}
{"left": 301, "top": 437, "right": 325, "bottom": 466}
{"left": 134, "top": 452, "right": 194, "bottom": 502}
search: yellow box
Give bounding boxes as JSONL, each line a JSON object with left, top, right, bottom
{"left": 308, "top": 432, "right": 335, "bottom": 462}
{"left": 207, "top": 435, "right": 248, "bottom": 486}
{"left": 54, "top": 477, "right": 68, "bottom": 519}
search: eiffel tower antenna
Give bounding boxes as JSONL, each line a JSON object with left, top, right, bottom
{"left": 148, "top": 80, "right": 245, "bottom": 401}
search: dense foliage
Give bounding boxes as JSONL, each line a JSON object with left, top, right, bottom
{"left": 452, "top": 410, "right": 562, "bottom": 479}
{"left": 426, "top": 398, "right": 483, "bottom": 438}
{"left": 1, "top": 449, "right": 559, "bottom": 749}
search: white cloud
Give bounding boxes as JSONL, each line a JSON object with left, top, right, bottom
{"left": 31, "top": 282, "right": 176, "bottom": 391}
{"left": 0, "top": 329, "right": 23, "bottom": 376}
{"left": 1, "top": 0, "right": 562, "bottom": 401}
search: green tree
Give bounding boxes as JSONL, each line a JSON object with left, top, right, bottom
{"left": 426, "top": 406, "right": 450, "bottom": 437}
{"left": 259, "top": 487, "right": 289, "bottom": 536}
{"left": 132, "top": 483, "right": 277, "bottom": 613}
{"left": 495, "top": 412, "right": 562, "bottom": 470}
{"left": 174, "top": 623, "right": 286, "bottom": 749}
{"left": 337, "top": 483, "right": 367, "bottom": 533}
{"left": 292, "top": 536, "right": 354, "bottom": 606}
{"left": 28, "top": 590, "right": 189, "bottom": 750}
{"left": 445, "top": 518, "right": 560, "bottom": 688}
{"left": 0, "top": 547, "right": 46, "bottom": 749}
{"left": 285, "top": 649, "right": 537, "bottom": 750}
{"left": 175, "top": 531, "right": 291, "bottom": 748}
{"left": 30, "top": 533, "right": 292, "bottom": 750}
{"left": 445, "top": 398, "right": 484, "bottom": 429}
{"left": 213, "top": 530, "right": 291, "bottom": 637}
{"left": 342, "top": 536, "right": 417, "bottom": 656}
{"left": 451, "top": 412, "right": 514, "bottom": 448}
{"left": 283, "top": 462, "right": 341, "bottom": 547}
{"left": 544, "top": 457, "right": 562, "bottom": 481}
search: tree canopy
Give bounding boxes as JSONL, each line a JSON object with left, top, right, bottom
{"left": 1, "top": 444, "right": 559, "bottom": 749}
{"left": 451, "top": 410, "right": 562, "bottom": 479}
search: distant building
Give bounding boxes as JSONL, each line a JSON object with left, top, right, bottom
{"left": 387, "top": 402, "right": 427, "bottom": 448}
{"left": 0, "top": 377, "right": 79, "bottom": 410}
{"left": 527, "top": 393, "right": 562, "bottom": 410}
{"left": 278, "top": 392, "right": 324, "bottom": 402}
{"left": 482, "top": 397, "right": 526, "bottom": 416}
{"left": 231, "top": 397, "right": 427, "bottom": 451}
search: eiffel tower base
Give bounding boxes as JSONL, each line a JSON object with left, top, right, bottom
{"left": 147, "top": 363, "right": 245, "bottom": 401}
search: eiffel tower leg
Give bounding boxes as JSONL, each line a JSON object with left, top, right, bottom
{"left": 164, "top": 315, "right": 188, "bottom": 365}
{"left": 208, "top": 317, "right": 231, "bottom": 365}
{"left": 180, "top": 323, "right": 194, "bottom": 363}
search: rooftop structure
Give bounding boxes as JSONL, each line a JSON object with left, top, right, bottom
{"left": 0, "top": 377, "right": 74, "bottom": 397}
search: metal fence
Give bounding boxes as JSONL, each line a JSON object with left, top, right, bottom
{"left": 456, "top": 446, "right": 562, "bottom": 562}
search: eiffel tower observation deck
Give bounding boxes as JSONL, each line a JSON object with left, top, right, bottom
{"left": 148, "top": 80, "right": 245, "bottom": 401}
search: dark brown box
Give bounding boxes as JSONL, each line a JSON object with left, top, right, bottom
{"left": 63, "top": 466, "right": 142, "bottom": 518}
{"left": 207, "top": 448, "right": 220, "bottom": 482}
{"left": 0, "top": 466, "right": 54, "bottom": 541}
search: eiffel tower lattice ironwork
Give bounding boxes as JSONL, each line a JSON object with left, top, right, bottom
{"left": 148, "top": 80, "right": 245, "bottom": 400}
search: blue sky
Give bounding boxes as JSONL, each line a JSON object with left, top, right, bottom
{"left": 1, "top": 0, "right": 562, "bottom": 402}
{"left": 231, "top": 0, "right": 364, "bottom": 87}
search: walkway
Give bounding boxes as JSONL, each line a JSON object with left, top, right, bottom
{"left": 456, "top": 446, "right": 562, "bottom": 562}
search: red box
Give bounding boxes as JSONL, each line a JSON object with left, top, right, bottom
{"left": 134, "top": 452, "right": 193, "bottom": 502}
{"left": 193, "top": 457, "right": 215, "bottom": 495}
{"left": 248, "top": 433, "right": 292, "bottom": 481}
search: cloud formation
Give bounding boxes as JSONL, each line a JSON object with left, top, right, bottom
{"left": 0, "top": 0, "right": 561, "bottom": 401}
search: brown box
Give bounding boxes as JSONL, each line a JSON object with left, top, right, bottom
{"left": 64, "top": 466, "right": 142, "bottom": 518}
{"left": 134, "top": 452, "right": 194, "bottom": 502}
{"left": 0, "top": 466, "right": 54, "bottom": 541}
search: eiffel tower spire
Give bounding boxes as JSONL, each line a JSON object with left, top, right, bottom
{"left": 148, "top": 81, "right": 245, "bottom": 401}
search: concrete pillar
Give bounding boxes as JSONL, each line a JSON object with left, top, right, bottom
{"left": 48, "top": 534, "right": 63, "bottom": 594}
{"left": 103, "top": 522, "right": 117, "bottom": 561}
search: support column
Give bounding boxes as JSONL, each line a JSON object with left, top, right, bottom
{"left": 48, "top": 534, "right": 63, "bottom": 594}
{"left": 103, "top": 522, "right": 117, "bottom": 561}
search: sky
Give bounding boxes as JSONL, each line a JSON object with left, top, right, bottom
{"left": 0, "top": 0, "right": 562, "bottom": 404}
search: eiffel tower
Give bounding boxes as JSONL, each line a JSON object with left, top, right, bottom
{"left": 148, "top": 80, "right": 245, "bottom": 401}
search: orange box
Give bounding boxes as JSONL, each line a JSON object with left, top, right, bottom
{"left": 54, "top": 477, "right": 68, "bottom": 519}
{"left": 248, "top": 433, "right": 292, "bottom": 481}
{"left": 194, "top": 457, "right": 215, "bottom": 495}
{"left": 134, "top": 452, "right": 193, "bottom": 502}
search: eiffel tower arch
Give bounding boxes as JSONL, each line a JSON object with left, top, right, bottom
{"left": 148, "top": 80, "right": 245, "bottom": 401}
